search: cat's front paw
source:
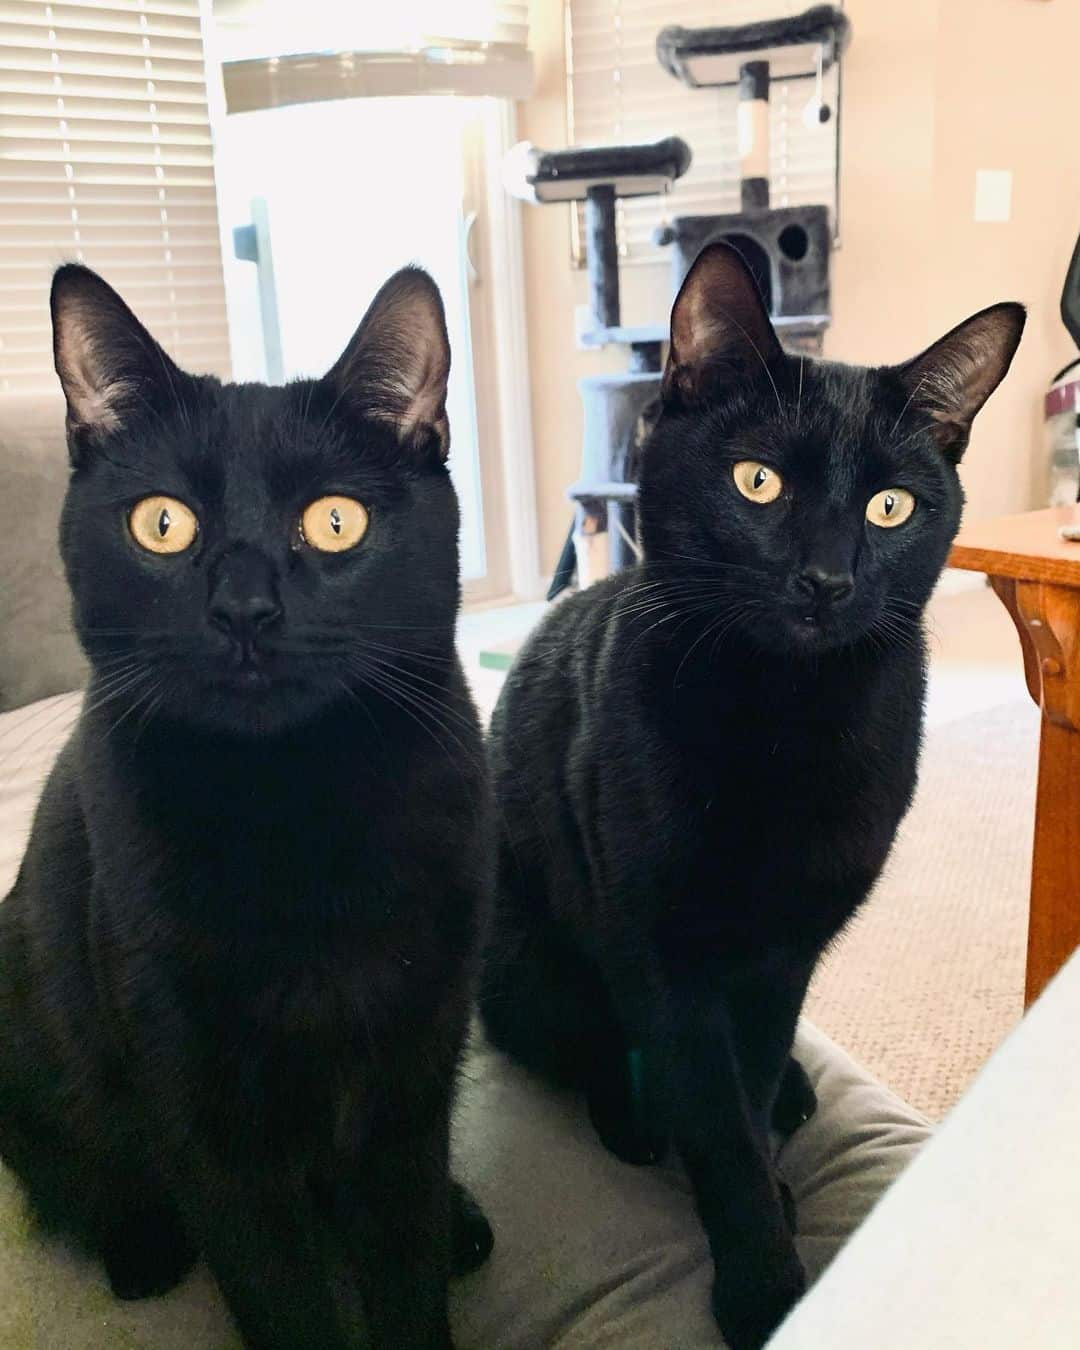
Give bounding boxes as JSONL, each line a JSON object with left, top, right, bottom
{"left": 450, "top": 1181, "right": 493, "bottom": 1276}
{"left": 102, "top": 1201, "right": 197, "bottom": 1301}
{"left": 710, "top": 1251, "right": 805, "bottom": 1350}
{"left": 772, "top": 1057, "right": 817, "bottom": 1137}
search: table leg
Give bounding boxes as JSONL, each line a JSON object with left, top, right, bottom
{"left": 990, "top": 577, "right": 1080, "bottom": 1006}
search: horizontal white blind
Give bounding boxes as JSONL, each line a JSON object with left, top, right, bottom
{"left": 0, "top": 0, "right": 231, "bottom": 395}
{"left": 567, "top": 0, "right": 839, "bottom": 264}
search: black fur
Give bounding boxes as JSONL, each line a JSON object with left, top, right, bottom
{"left": 0, "top": 264, "right": 492, "bottom": 1348}
{"left": 480, "top": 244, "right": 1024, "bottom": 1348}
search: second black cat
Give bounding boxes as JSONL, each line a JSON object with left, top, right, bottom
{"left": 481, "top": 243, "right": 1024, "bottom": 1348}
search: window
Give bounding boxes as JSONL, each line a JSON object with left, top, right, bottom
{"left": 208, "top": 1, "right": 537, "bottom": 601}
{"left": 0, "top": 0, "right": 231, "bottom": 394}
{"left": 566, "top": 0, "right": 841, "bottom": 264}
{"left": 215, "top": 96, "right": 502, "bottom": 589}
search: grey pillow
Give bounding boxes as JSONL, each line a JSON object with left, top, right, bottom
{"left": 0, "top": 395, "right": 87, "bottom": 712}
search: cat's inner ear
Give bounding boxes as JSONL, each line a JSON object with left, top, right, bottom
{"left": 894, "top": 302, "right": 1026, "bottom": 461}
{"left": 662, "top": 242, "right": 782, "bottom": 406}
{"left": 51, "top": 264, "right": 180, "bottom": 442}
{"left": 327, "top": 267, "right": 451, "bottom": 460}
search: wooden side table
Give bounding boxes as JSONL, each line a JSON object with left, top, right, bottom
{"left": 950, "top": 505, "right": 1080, "bottom": 1006}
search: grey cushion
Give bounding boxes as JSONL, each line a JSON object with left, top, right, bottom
{"left": 0, "top": 694, "right": 933, "bottom": 1347}
{"left": 451, "top": 1023, "right": 930, "bottom": 1348}
{"left": 0, "top": 395, "right": 87, "bottom": 712}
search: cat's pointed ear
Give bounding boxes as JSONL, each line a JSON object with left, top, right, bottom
{"left": 326, "top": 266, "right": 451, "bottom": 461}
{"left": 51, "top": 264, "right": 186, "bottom": 455}
{"left": 661, "top": 242, "right": 782, "bottom": 407}
{"left": 894, "top": 302, "right": 1026, "bottom": 462}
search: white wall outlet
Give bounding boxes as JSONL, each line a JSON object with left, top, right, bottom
{"left": 974, "top": 169, "right": 1012, "bottom": 223}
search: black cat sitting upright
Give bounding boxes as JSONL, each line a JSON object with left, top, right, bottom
{"left": 0, "top": 264, "right": 492, "bottom": 1348}
{"left": 480, "top": 243, "right": 1024, "bottom": 1349}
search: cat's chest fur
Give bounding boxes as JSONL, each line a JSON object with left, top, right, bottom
{"left": 596, "top": 632, "right": 925, "bottom": 953}
{"left": 74, "top": 709, "right": 482, "bottom": 1158}
{"left": 87, "top": 733, "right": 409, "bottom": 927}
{"left": 697, "top": 699, "right": 908, "bottom": 890}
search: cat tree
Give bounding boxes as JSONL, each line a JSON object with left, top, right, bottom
{"left": 506, "top": 4, "right": 852, "bottom": 596}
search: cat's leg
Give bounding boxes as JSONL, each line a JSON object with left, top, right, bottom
{"left": 326, "top": 1111, "right": 459, "bottom": 1350}
{"left": 480, "top": 903, "right": 617, "bottom": 1092}
{"left": 698, "top": 961, "right": 818, "bottom": 1251}
{"left": 654, "top": 968, "right": 806, "bottom": 1350}
{"left": 20, "top": 1146, "right": 197, "bottom": 1302}
{"left": 0, "top": 1094, "right": 195, "bottom": 1300}
{"left": 482, "top": 910, "right": 665, "bottom": 1163}
{"left": 481, "top": 836, "right": 668, "bottom": 1160}
{"left": 724, "top": 956, "right": 817, "bottom": 1215}
{"left": 179, "top": 1165, "right": 348, "bottom": 1350}
{"left": 101, "top": 1194, "right": 197, "bottom": 1300}
{"left": 586, "top": 1036, "right": 669, "bottom": 1167}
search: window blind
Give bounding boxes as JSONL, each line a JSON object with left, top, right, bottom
{"left": 566, "top": 0, "right": 840, "bottom": 264}
{"left": 0, "top": 0, "right": 231, "bottom": 396}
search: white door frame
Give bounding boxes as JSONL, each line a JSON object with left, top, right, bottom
{"left": 461, "top": 99, "right": 543, "bottom": 606}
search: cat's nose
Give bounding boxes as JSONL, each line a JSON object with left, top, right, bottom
{"left": 795, "top": 565, "right": 855, "bottom": 608}
{"left": 209, "top": 592, "right": 282, "bottom": 642}
{"left": 208, "top": 547, "right": 282, "bottom": 643}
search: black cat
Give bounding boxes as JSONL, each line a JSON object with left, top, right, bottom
{"left": 480, "top": 243, "right": 1024, "bottom": 1349}
{"left": 0, "top": 264, "right": 493, "bottom": 1348}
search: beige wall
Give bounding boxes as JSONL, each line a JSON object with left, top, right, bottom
{"left": 519, "top": 0, "right": 1080, "bottom": 578}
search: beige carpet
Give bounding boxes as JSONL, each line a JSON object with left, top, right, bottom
{"left": 806, "top": 700, "right": 1040, "bottom": 1120}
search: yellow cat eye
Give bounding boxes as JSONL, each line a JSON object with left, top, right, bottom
{"left": 866, "top": 488, "right": 916, "bottom": 529}
{"left": 733, "top": 461, "right": 783, "bottom": 504}
{"left": 128, "top": 495, "right": 198, "bottom": 555}
{"left": 300, "top": 496, "right": 370, "bottom": 553}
